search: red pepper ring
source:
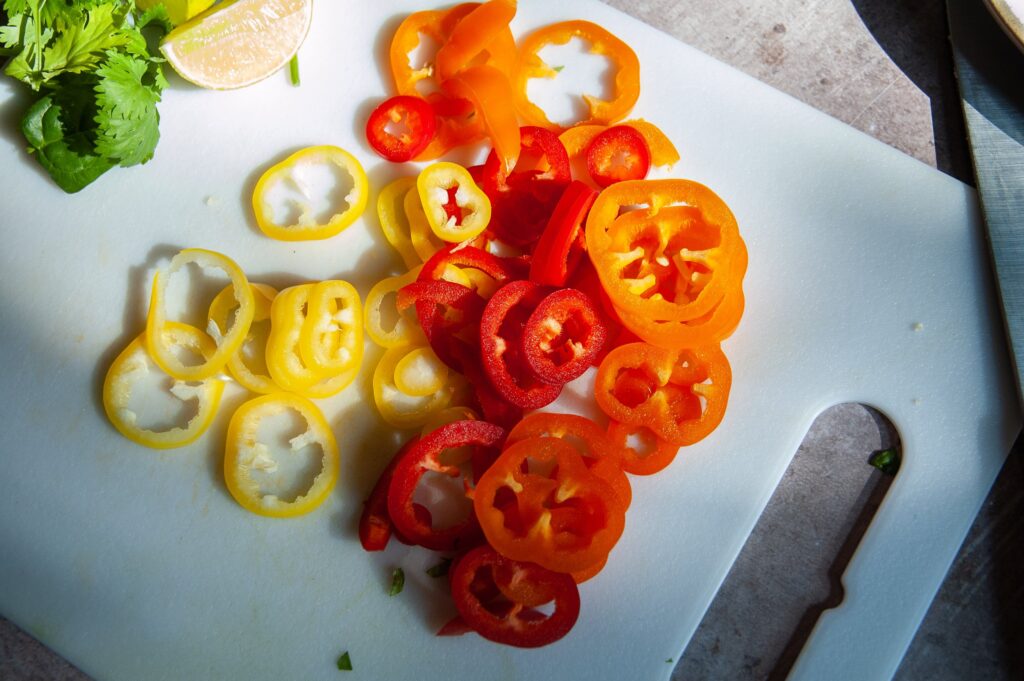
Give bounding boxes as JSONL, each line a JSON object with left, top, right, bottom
{"left": 606, "top": 420, "right": 680, "bottom": 475}
{"left": 445, "top": 544, "right": 581, "bottom": 648}
{"left": 418, "top": 244, "right": 527, "bottom": 284}
{"left": 365, "top": 95, "right": 437, "bottom": 163}
{"left": 522, "top": 288, "right": 607, "bottom": 385}
{"left": 529, "top": 180, "right": 597, "bottom": 286}
{"left": 479, "top": 281, "right": 562, "bottom": 409}
{"left": 387, "top": 420, "right": 505, "bottom": 551}
{"left": 397, "top": 279, "right": 483, "bottom": 372}
{"left": 585, "top": 125, "right": 651, "bottom": 187}
{"left": 358, "top": 437, "right": 419, "bottom": 552}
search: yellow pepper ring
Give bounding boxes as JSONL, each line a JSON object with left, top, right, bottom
{"left": 372, "top": 343, "right": 455, "bottom": 429}
{"left": 298, "top": 279, "right": 363, "bottom": 376}
{"left": 208, "top": 282, "right": 279, "bottom": 394}
{"left": 224, "top": 393, "right": 339, "bottom": 518}
{"left": 416, "top": 162, "right": 491, "bottom": 243}
{"left": 103, "top": 323, "right": 225, "bottom": 449}
{"left": 301, "top": 358, "right": 361, "bottom": 399}
{"left": 146, "top": 248, "right": 255, "bottom": 382}
{"left": 252, "top": 145, "right": 369, "bottom": 241}
{"left": 405, "top": 187, "right": 445, "bottom": 262}
{"left": 265, "top": 284, "right": 323, "bottom": 392}
{"left": 363, "top": 266, "right": 426, "bottom": 349}
{"left": 393, "top": 346, "right": 449, "bottom": 397}
{"left": 377, "top": 177, "right": 421, "bottom": 269}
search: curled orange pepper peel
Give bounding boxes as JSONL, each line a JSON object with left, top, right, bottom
{"left": 435, "top": 0, "right": 518, "bottom": 81}
{"left": 442, "top": 65, "right": 521, "bottom": 174}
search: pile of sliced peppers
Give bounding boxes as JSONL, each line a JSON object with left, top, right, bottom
{"left": 350, "top": 0, "right": 748, "bottom": 650}
{"left": 104, "top": 247, "right": 363, "bottom": 519}
{"left": 101, "top": 0, "right": 749, "bottom": 654}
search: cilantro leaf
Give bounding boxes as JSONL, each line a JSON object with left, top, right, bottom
{"left": 336, "top": 651, "right": 352, "bottom": 671}
{"left": 868, "top": 448, "right": 900, "bottom": 476}
{"left": 21, "top": 92, "right": 113, "bottom": 192}
{"left": 42, "top": 4, "right": 133, "bottom": 78}
{"left": 134, "top": 4, "right": 172, "bottom": 36}
{"left": 93, "top": 51, "right": 162, "bottom": 166}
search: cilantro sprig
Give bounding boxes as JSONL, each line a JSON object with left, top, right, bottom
{"left": 1, "top": 0, "right": 171, "bottom": 192}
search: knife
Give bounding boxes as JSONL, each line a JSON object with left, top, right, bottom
{"left": 947, "top": 0, "right": 1024, "bottom": 413}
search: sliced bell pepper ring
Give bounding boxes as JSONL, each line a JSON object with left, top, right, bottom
{"left": 434, "top": 0, "right": 517, "bottom": 81}
{"left": 298, "top": 279, "right": 363, "bottom": 377}
{"left": 146, "top": 248, "right": 255, "bottom": 382}
{"left": 364, "top": 266, "right": 428, "bottom": 349}
{"left": 417, "top": 162, "right": 492, "bottom": 243}
{"left": 103, "top": 323, "right": 225, "bottom": 449}
{"left": 387, "top": 420, "right": 505, "bottom": 551}
{"left": 251, "top": 145, "right": 369, "bottom": 241}
{"left": 479, "top": 281, "right": 562, "bottom": 409}
{"left": 615, "top": 287, "right": 746, "bottom": 350}
{"left": 404, "top": 187, "right": 447, "bottom": 262}
{"left": 418, "top": 244, "right": 527, "bottom": 284}
{"left": 586, "top": 179, "right": 747, "bottom": 323}
{"left": 301, "top": 360, "right": 362, "bottom": 399}
{"left": 606, "top": 420, "right": 680, "bottom": 476}
{"left": 372, "top": 342, "right": 459, "bottom": 429}
{"left": 504, "top": 412, "right": 631, "bottom": 509}
{"left": 529, "top": 180, "right": 597, "bottom": 286}
{"left": 441, "top": 65, "right": 521, "bottom": 174}
{"left": 377, "top": 177, "right": 422, "bottom": 270}
{"left": 594, "top": 341, "right": 732, "bottom": 446}
{"left": 457, "top": 351, "right": 525, "bottom": 432}
{"left": 585, "top": 125, "right": 651, "bottom": 188}
{"left": 445, "top": 544, "right": 581, "bottom": 648}
{"left": 393, "top": 345, "right": 450, "bottom": 397}
{"left": 208, "top": 282, "right": 279, "bottom": 394}
{"left": 474, "top": 436, "right": 626, "bottom": 574}
{"left": 512, "top": 20, "right": 640, "bottom": 131}
{"left": 558, "top": 118, "right": 679, "bottom": 167}
{"left": 265, "top": 284, "right": 321, "bottom": 392}
{"left": 521, "top": 288, "right": 607, "bottom": 385}
{"left": 398, "top": 278, "right": 484, "bottom": 372}
{"left": 224, "top": 393, "right": 339, "bottom": 518}
{"left": 366, "top": 95, "right": 437, "bottom": 163}
{"left": 359, "top": 436, "right": 419, "bottom": 552}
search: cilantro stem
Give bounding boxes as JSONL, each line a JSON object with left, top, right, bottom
{"left": 289, "top": 54, "right": 300, "bottom": 86}
{"left": 30, "top": 0, "right": 44, "bottom": 77}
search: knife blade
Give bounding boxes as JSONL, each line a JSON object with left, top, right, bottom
{"left": 947, "top": 0, "right": 1024, "bottom": 412}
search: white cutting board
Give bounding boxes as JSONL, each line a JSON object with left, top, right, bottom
{"left": 0, "top": 2, "right": 1019, "bottom": 680}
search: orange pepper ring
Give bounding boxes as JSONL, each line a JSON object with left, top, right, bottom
{"left": 512, "top": 20, "right": 640, "bottom": 131}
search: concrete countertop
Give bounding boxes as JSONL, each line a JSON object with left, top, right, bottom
{"left": 2, "top": 0, "right": 1021, "bottom": 679}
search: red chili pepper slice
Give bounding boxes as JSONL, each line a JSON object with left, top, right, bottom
{"left": 397, "top": 279, "right": 483, "bottom": 372}
{"left": 359, "top": 437, "right": 419, "bottom": 551}
{"left": 365, "top": 95, "right": 437, "bottom": 163}
{"left": 482, "top": 126, "right": 572, "bottom": 246}
{"left": 479, "top": 281, "right": 562, "bottom": 409}
{"left": 418, "top": 244, "right": 527, "bottom": 284}
{"left": 585, "top": 125, "right": 651, "bottom": 188}
{"left": 444, "top": 544, "right": 581, "bottom": 648}
{"left": 529, "top": 180, "right": 597, "bottom": 286}
{"left": 522, "top": 288, "right": 606, "bottom": 385}
{"left": 387, "top": 420, "right": 505, "bottom": 551}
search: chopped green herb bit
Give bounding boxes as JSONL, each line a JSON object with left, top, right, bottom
{"left": 553, "top": 65, "right": 565, "bottom": 72}
{"left": 666, "top": 658, "right": 674, "bottom": 664}
{"left": 289, "top": 54, "right": 300, "bottom": 86}
{"left": 336, "top": 651, "right": 352, "bottom": 671}
{"left": 426, "top": 558, "right": 451, "bottom": 578}
{"left": 389, "top": 567, "right": 405, "bottom": 596}
{"left": 869, "top": 448, "right": 900, "bottom": 476}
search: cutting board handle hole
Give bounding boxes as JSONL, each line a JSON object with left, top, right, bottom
{"left": 677, "top": 402, "right": 901, "bottom": 680}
